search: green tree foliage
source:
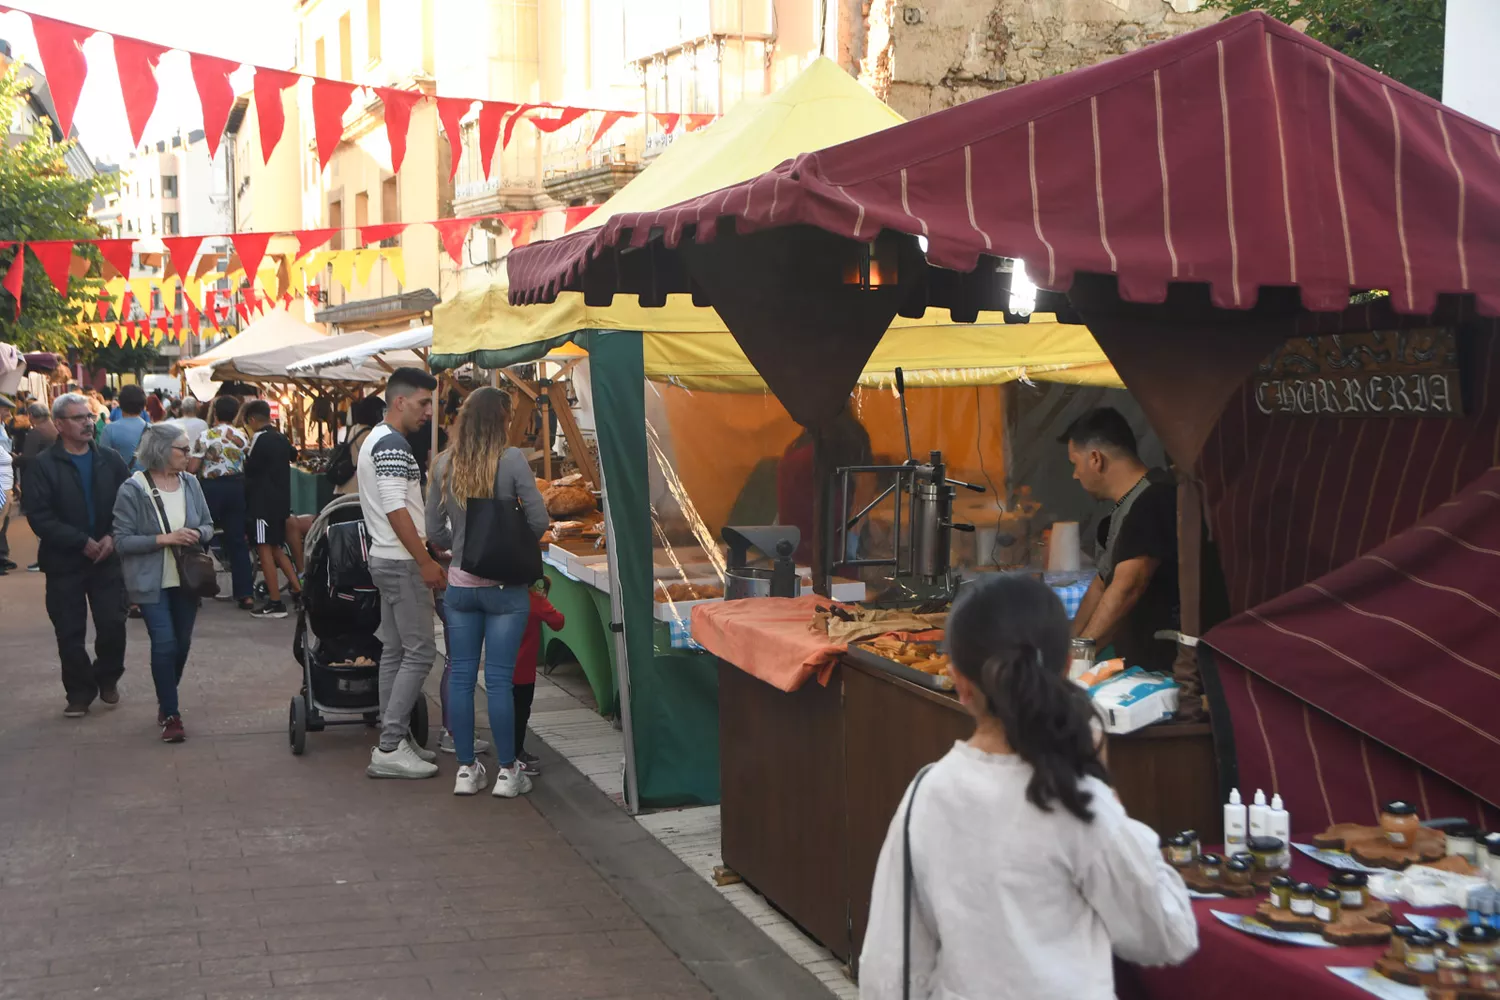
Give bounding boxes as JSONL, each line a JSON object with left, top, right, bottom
{"left": 0, "top": 67, "right": 111, "bottom": 351}
{"left": 77, "top": 342, "right": 159, "bottom": 377}
{"left": 1206, "top": 0, "right": 1446, "bottom": 99}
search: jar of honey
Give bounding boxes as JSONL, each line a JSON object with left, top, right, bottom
{"left": 1331, "top": 872, "right": 1369, "bottom": 909}
{"left": 1225, "top": 858, "right": 1253, "bottom": 888}
{"left": 1164, "top": 834, "right": 1195, "bottom": 867}
{"left": 1290, "top": 882, "right": 1316, "bottom": 917}
{"left": 1388, "top": 925, "right": 1418, "bottom": 962}
{"left": 1380, "top": 800, "right": 1420, "bottom": 846}
{"left": 1457, "top": 923, "right": 1500, "bottom": 960}
{"left": 1406, "top": 931, "right": 1441, "bottom": 973}
{"left": 1246, "top": 836, "right": 1285, "bottom": 872}
{"left": 1269, "top": 875, "right": 1293, "bottom": 910}
{"left": 1313, "top": 887, "right": 1342, "bottom": 923}
{"left": 1196, "top": 854, "right": 1223, "bottom": 880}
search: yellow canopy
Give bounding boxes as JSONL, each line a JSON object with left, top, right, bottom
{"left": 432, "top": 58, "right": 1120, "bottom": 390}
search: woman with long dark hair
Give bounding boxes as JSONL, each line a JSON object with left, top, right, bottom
{"left": 859, "top": 574, "right": 1196, "bottom": 999}
{"left": 425, "top": 387, "right": 548, "bottom": 798}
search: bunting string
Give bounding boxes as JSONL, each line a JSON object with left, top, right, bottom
{"left": 0, "top": 6, "right": 718, "bottom": 176}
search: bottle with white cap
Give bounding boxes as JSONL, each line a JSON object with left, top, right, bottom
{"left": 1249, "top": 789, "right": 1270, "bottom": 838}
{"left": 1268, "top": 793, "right": 1291, "bottom": 869}
{"left": 1224, "top": 788, "right": 1248, "bottom": 855}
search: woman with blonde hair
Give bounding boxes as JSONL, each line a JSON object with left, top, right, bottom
{"left": 425, "top": 387, "right": 548, "bottom": 797}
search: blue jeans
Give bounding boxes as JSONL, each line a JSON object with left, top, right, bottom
{"left": 201, "top": 475, "right": 253, "bottom": 600}
{"left": 443, "top": 584, "right": 529, "bottom": 766}
{"left": 138, "top": 587, "right": 199, "bottom": 718}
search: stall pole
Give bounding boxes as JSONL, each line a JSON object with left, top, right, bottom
{"left": 599, "top": 467, "right": 641, "bottom": 814}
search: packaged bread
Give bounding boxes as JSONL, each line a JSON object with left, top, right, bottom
{"left": 544, "top": 484, "right": 595, "bottom": 518}
{"left": 654, "top": 581, "right": 724, "bottom": 603}
{"left": 551, "top": 472, "right": 584, "bottom": 488}
{"left": 551, "top": 520, "right": 586, "bottom": 539}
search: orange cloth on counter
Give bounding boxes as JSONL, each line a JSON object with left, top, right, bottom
{"left": 691, "top": 594, "right": 849, "bottom": 692}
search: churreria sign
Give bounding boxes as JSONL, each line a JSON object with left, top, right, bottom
{"left": 1253, "top": 329, "right": 1464, "bottom": 418}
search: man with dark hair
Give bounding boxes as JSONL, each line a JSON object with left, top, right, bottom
{"left": 25, "top": 393, "right": 131, "bottom": 716}
{"left": 242, "top": 400, "right": 301, "bottom": 618}
{"left": 1060, "top": 407, "right": 1179, "bottom": 674}
{"left": 357, "top": 366, "right": 442, "bottom": 778}
{"left": 100, "top": 384, "right": 150, "bottom": 468}
{"left": 102, "top": 386, "right": 119, "bottom": 422}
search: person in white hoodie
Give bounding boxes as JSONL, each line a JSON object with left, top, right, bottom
{"left": 859, "top": 573, "right": 1198, "bottom": 1000}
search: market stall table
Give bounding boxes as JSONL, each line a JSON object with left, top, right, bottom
{"left": 289, "top": 466, "right": 333, "bottom": 517}
{"left": 541, "top": 564, "right": 618, "bottom": 717}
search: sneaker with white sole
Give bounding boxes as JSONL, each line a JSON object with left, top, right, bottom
{"left": 366, "top": 741, "right": 439, "bottom": 779}
{"left": 453, "top": 761, "right": 487, "bottom": 796}
{"left": 517, "top": 750, "right": 541, "bottom": 776}
{"left": 406, "top": 734, "right": 438, "bottom": 763}
{"left": 492, "top": 762, "right": 533, "bottom": 798}
{"left": 437, "top": 729, "right": 490, "bottom": 755}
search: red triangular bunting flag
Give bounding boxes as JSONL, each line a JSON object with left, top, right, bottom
{"left": 172, "top": 308, "right": 183, "bottom": 335}
{"left": 374, "top": 87, "right": 423, "bottom": 174}
{"left": 113, "top": 35, "right": 168, "bottom": 148}
{"left": 295, "top": 228, "right": 338, "bottom": 259}
{"left": 435, "top": 97, "right": 473, "bottom": 181}
{"left": 477, "top": 101, "right": 517, "bottom": 180}
{"left": 311, "top": 78, "right": 358, "bottom": 170}
{"left": 432, "top": 218, "right": 474, "bottom": 265}
{"left": 29, "top": 16, "right": 92, "bottom": 139}
{"left": 242, "top": 286, "right": 259, "bottom": 314}
{"left": 589, "top": 110, "right": 635, "bottom": 149}
{"left": 358, "top": 223, "right": 406, "bottom": 247}
{"left": 114, "top": 324, "right": 127, "bottom": 347}
{"left": 186, "top": 296, "right": 202, "bottom": 336}
{"left": 2, "top": 245, "right": 22, "bottom": 318}
{"left": 156, "top": 315, "right": 168, "bottom": 335}
{"left": 231, "top": 233, "right": 272, "bottom": 285}
{"left": 253, "top": 68, "right": 300, "bottom": 165}
{"left": 95, "top": 295, "right": 110, "bottom": 322}
{"left": 189, "top": 53, "right": 239, "bottom": 160}
{"left": 119, "top": 289, "right": 136, "bottom": 321}
{"left": 563, "top": 206, "right": 599, "bottom": 233}
{"left": 162, "top": 237, "right": 204, "bottom": 282}
{"left": 281, "top": 292, "right": 292, "bottom": 310}
{"left": 28, "top": 241, "right": 74, "bottom": 296}
{"left": 528, "top": 105, "right": 589, "bottom": 134}
{"left": 684, "top": 113, "right": 716, "bottom": 132}
{"left": 96, "top": 238, "right": 134, "bottom": 279}
{"left": 236, "top": 302, "right": 250, "bottom": 326}
{"left": 502, "top": 103, "right": 536, "bottom": 151}
{"left": 502, "top": 213, "right": 537, "bottom": 248}
{"left": 653, "top": 112, "right": 682, "bottom": 135}
{"left": 204, "top": 289, "right": 217, "bottom": 320}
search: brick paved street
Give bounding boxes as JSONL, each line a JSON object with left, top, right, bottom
{"left": 0, "top": 523, "right": 788, "bottom": 1000}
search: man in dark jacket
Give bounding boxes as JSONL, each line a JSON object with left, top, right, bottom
{"left": 23, "top": 393, "right": 131, "bottom": 717}
{"left": 242, "top": 400, "right": 301, "bottom": 618}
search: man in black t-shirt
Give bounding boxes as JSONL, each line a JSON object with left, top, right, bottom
{"left": 242, "top": 401, "right": 302, "bottom": 618}
{"left": 1060, "top": 408, "right": 1179, "bottom": 673}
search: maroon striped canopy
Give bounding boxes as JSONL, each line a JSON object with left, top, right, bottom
{"left": 509, "top": 11, "right": 1500, "bottom": 317}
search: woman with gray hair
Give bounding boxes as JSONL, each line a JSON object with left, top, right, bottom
{"left": 112, "top": 423, "right": 214, "bottom": 742}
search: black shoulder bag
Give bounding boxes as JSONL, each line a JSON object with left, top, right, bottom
{"left": 146, "top": 474, "right": 221, "bottom": 599}
{"left": 459, "top": 456, "right": 542, "bottom": 585}
{"left": 902, "top": 763, "right": 935, "bottom": 1000}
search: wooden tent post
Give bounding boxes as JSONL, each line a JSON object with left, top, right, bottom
{"left": 546, "top": 381, "right": 598, "bottom": 489}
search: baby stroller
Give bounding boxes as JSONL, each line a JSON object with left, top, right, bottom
{"left": 288, "top": 494, "right": 429, "bottom": 754}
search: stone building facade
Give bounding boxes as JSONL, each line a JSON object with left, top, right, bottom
{"left": 853, "top": 0, "right": 1219, "bottom": 120}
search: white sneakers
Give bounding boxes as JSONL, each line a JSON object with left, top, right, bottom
{"left": 366, "top": 739, "right": 440, "bottom": 779}
{"left": 492, "top": 763, "right": 534, "bottom": 798}
{"left": 453, "top": 761, "right": 487, "bottom": 796}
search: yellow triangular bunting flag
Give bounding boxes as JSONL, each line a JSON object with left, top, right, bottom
{"left": 353, "top": 249, "right": 380, "bottom": 288}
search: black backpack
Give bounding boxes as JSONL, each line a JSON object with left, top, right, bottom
{"left": 324, "top": 426, "right": 370, "bottom": 488}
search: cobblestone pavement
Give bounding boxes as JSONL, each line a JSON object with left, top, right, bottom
{"left": 0, "top": 523, "right": 713, "bottom": 1000}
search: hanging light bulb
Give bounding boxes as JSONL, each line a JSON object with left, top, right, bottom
{"left": 1008, "top": 261, "right": 1037, "bottom": 317}
{"left": 917, "top": 234, "right": 929, "bottom": 255}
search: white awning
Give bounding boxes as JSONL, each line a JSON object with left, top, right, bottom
{"left": 286, "top": 325, "right": 431, "bottom": 375}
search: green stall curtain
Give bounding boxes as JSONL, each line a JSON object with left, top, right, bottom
{"left": 585, "top": 330, "right": 721, "bottom": 808}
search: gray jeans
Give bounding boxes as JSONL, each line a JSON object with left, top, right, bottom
{"left": 369, "top": 556, "right": 436, "bottom": 751}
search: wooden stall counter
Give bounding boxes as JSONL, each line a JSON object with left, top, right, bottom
{"left": 719, "top": 653, "right": 1222, "bottom": 964}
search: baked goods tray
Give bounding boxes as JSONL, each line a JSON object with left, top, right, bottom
{"left": 845, "top": 643, "right": 954, "bottom": 693}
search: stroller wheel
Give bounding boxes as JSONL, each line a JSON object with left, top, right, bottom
{"left": 409, "top": 696, "right": 430, "bottom": 751}
{"left": 289, "top": 696, "right": 308, "bottom": 755}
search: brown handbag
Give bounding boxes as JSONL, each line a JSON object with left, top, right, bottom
{"left": 145, "top": 475, "right": 221, "bottom": 599}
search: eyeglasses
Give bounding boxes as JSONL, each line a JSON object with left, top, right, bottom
{"left": 59, "top": 414, "right": 95, "bottom": 423}
{"left": 171, "top": 445, "right": 190, "bottom": 454}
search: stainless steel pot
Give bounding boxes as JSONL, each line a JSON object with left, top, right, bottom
{"left": 724, "top": 567, "right": 776, "bottom": 601}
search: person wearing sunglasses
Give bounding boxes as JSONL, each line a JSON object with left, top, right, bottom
{"left": 23, "top": 393, "right": 133, "bottom": 718}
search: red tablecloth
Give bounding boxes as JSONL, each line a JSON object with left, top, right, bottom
{"left": 1119, "top": 851, "right": 1461, "bottom": 1000}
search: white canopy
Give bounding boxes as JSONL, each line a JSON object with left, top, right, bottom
{"left": 179, "top": 309, "right": 327, "bottom": 370}
{"left": 209, "top": 332, "right": 390, "bottom": 384}
{"left": 286, "top": 325, "right": 432, "bottom": 375}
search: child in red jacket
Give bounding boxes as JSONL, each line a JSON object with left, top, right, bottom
{"left": 513, "top": 577, "right": 565, "bottom": 775}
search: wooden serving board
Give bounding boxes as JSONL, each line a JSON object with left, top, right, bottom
{"left": 1375, "top": 955, "right": 1500, "bottom": 995}
{"left": 1254, "top": 898, "right": 1392, "bottom": 945}
{"left": 1180, "top": 866, "right": 1258, "bottom": 898}
{"left": 1313, "top": 823, "right": 1447, "bottom": 870}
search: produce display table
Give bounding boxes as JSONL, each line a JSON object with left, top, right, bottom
{"left": 541, "top": 565, "right": 618, "bottom": 717}
{"left": 718, "top": 652, "right": 1221, "bottom": 964}
{"left": 289, "top": 466, "right": 333, "bottom": 516}
{"left": 1119, "top": 854, "right": 1459, "bottom": 1000}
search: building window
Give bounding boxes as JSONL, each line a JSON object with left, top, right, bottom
{"left": 162, "top": 175, "right": 177, "bottom": 198}
{"left": 339, "top": 13, "right": 352, "bottom": 81}
{"left": 148, "top": 178, "right": 155, "bottom": 197}
{"left": 163, "top": 213, "right": 179, "bottom": 235}
{"left": 150, "top": 218, "right": 157, "bottom": 235}
{"left": 329, "top": 199, "right": 343, "bottom": 250}
{"left": 354, "top": 190, "right": 369, "bottom": 231}
{"left": 315, "top": 37, "right": 326, "bottom": 77}
{"left": 380, "top": 177, "right": 399, "bottom": 246}
{"left": 367, "top": 0, "right": 381, "bottom": 65}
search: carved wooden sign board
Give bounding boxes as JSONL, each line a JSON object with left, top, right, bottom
{"left": 1253, "top": 328, "right": 1463, "bottom": 418}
